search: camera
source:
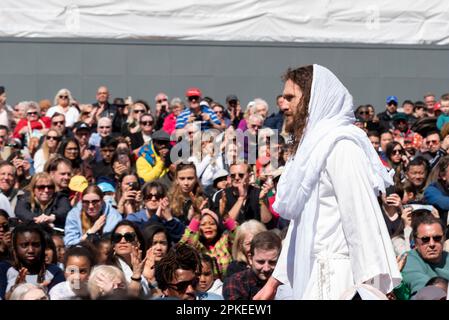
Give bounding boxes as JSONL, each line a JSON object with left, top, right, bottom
{"left": 128, "top": 182, "right": 139, "bottom": 191}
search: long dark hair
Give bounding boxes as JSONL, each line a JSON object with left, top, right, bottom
{"left": 282, "top": 65, "right": 314, "bottom": 153}
{"left": 57, "top": 138, "right": 82, "bottom": 169}
{"left": 107, "top": 220, "right": 146, "bottom": 267}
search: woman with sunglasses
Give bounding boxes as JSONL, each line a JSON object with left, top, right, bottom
{"left": 33, "top": 129, "right": 61, "bottom": 173}
{"left": 107, "top": 220, "right": 151, "bottom": 297}
{"left": 130, "top": 113, "right": 155, "bottom": 153}
{"left": 12, "top": 101, "right": 51, "bottom": 147}
{"left": 64, "top": 185, "right": 122, "bottom": 246}
{"left": 46, "top": 88, "right": 79, "bottom": 128}
{"left": 122, "top": 100, "right": 149, "bottom": 136}
{"left": 168, "top": 162, "right": 206, "bottom": 225}
{"left": 126, "top": 181, "right": 185, "bottom": 242}
{"left": 386, "top": 141, "right": 409, "bottom": 183}
{"left": 14, "top": 172, "right": 71, "bottom": 230}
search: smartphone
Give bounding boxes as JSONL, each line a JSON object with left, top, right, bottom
{"left": 118, "top": 153, "right": 129, "bottom": 165}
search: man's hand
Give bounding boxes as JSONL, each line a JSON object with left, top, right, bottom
{"left": 253, "top": 277, "right": 281, "bottom": 300}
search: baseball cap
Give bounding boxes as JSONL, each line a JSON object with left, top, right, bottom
{"left": 69, "top": 175, "right": 89, "bottom": 193}
{"left": 73, "top": 121, "right": 91, "bottom": 132}
{"left": 386, "top": 96, "right": 398, "bottom": 104}
{"left": 152, "top": 129, "right": 170, "bottom": 142}
{"left": 185, "top": 87, "right": 202, "bottom": 98}
{"left": 226, "top": 94, "right": 238, "bottom": 103}
{"left": 97, "top": 182, "right": 115, "bottom": 194}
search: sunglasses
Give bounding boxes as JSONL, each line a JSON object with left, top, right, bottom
{"left": 52, "top": 121, "right": 65, "bottom": 126}
{"left": 358, "top": 111, "right": 369, "bottom": 115}
{"left": 157, "top": 98, "right": 168, "bottom": 103}
{"left": 111, "top": 232, "right": 136, "bottom": 244}
{"left": 0, "top": 223, "right": 9, "bottom": 231}
{"left": 27, "top": 112, "right": 38, "bottom": 116}
{"left": 417, "top": 235, "right": 444, "bottom": 244}
{"left": 392, "top": 149, "right": 403, "bottom": 155}
{"left": 167, "top": 278, "right": 199, "bottom": 293}
{"left": 98, "top": 126, "right": 111, "bottom": 129}
{"left": 145, "top": 193, "right": 162, "bottom": 201}
{"left": 82, "top": 199, "right": 101, "bottom": 207}
{"left": 59, "top": 95, "right": 69, "bottom": 99}
{"left": 188, "top": 96, "right": 200, "bottom": 102}
{"left": 35, "top": 184, "right": 55, "bottom": 191}
{"left": 230, "top": 173, "right": 245, "bottom": 179}
{"left": 134, "top": 109, "right": 145, "bottom": 114}
{"left": 426, "top": 140, "right": 439, "bottom": 145}
{"left": 140, "top": 121, "right": 153, "bottom": 126}
{"left": 46, "top": 136, "right": 60, "bottom": 141}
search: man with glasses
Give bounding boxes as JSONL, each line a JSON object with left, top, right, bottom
{"left": 377, "top": 95, "right": 399, "bottom": 132}
{"left": 93, "top": 86, "right": 120, "bottom": 134}
{"left": 175, "top": 88, "right": 221, "bottom": 133}
{"left": 50, "top": 113, "right": 73, "bottom": 140}
{"left": 402, "top": 214, "right": 449, "bottom": 297}
{"left": 213, "top": 161, "right": 272, "bottom": 225}
{"left": 155, "top": 244, "right": 219, "bottom": 300}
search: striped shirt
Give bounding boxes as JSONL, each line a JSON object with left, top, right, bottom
{"left": 175, "top": 105, "right": 221, "bottom": 131}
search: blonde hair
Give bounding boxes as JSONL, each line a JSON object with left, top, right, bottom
{"left": 53, "top": 88, "right": 74, "bottom": 106}
{"left": 26, "top": 172, "right": 56, "bottom": 212}
{"left": 87, "top": 265, "right": 127, "bottom": 299}
{"left": 232, "top": 220, "right": 267, "bottom": 263}
{"left": 41, "top": 129, "right": 61, "bottom": 163}
{"left": 9, "top": 283, "right": 48, "bottom": 300}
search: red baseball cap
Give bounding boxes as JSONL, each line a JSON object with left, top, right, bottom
{"left": 185, "top": 87, "right": 202, "bottom": 98}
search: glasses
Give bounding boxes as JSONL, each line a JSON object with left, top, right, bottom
{"left": 167, "top": 278, "right": 199, "bottom": 293}
{"left": 140, "top": 121, "right": 153, "bottom": 126}
{"left": 111, "top": 232, "right": 136, "bottom": 244}
{"left": 59, "top": 95, "right": 69, "bottom": 99}
{"left": 0, "top": 223, "right": 9, "bottom": 231}
{"left": 35, "top": 184, "right": 55, "bottom": 191}
{"left": 101, "top": 148, "right": 115, "bottom": 153}
{"left": 392, "top": 149, "right": 403, "bottom": 155}
{"left": 82, "top": 199, "right": 101, "bottom": 207}
{"left": 417, "top": 235, "right": 444, "bottom": 244}
{"left": 145, "top": 193, "right": 162, "bottom": 201}
{"left": 188, "top": 96, "right": 200, "bottom": 102}
{"left": 134, "top": 109, "right": 145, "bottom": 114}
{"left": 230, "top": 173, "right": 245, "bottom": 179}
{"left": 52, "top": 121, "right": 64, "bottom": 126}
{"left": 358, "top": 111, "right": 369, "bottom": 115}
{"left": 250, "top": 124, "right": 262, "bottom": 129}
{"left": 98, "top": 126, "right": 111, "bottom": 129}
{"left": 27, "top": 112, "right": 38, "bottom": 116}
{"left": 66, "top": 147, "right": 79, "bottom": 152}
{"left": 46, "top": 136, "right": 60, "bottom": 141}
{"left": 157, "top": 98, "right": 168, "bottom": 104}
{"left": 426, "top": 140, "right": 439, "bottom": 145}
{"left": 214, "top": 110, "right": 223, "bottom": 114}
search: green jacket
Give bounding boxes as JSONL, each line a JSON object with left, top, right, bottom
{"left": 402, "top": 249, "right": 449, "bottom": 296}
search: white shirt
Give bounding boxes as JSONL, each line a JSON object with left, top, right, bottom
{"left": 273, "top": 140, "right": 401, "bottom": 300}
{"left": 46, "top": 105, "right": 80, "bottom": 128}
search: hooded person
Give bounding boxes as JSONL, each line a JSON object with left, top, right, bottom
{"left": 255, "top": 64, "right": 401, "bottom": 300}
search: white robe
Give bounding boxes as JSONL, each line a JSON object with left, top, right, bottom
{"left": 273, "top": 140, "right": 401, "bottom": 300}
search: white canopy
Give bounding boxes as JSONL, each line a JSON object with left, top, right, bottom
{"left": 1, "top": 1, "right": 449, "bottom": 44}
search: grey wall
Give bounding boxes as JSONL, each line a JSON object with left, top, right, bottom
{"left": 1, "top": 38, "right": 449, "bottom": 114}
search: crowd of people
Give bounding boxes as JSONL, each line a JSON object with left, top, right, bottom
{"left": 0, "top": 82, "right": 448, "bottom": 300}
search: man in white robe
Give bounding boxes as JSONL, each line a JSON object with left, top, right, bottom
{"left": 254, "top": 64, "right": 402, "bottom": 300}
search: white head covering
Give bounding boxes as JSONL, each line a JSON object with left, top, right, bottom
{"left": 273, "top": 64, "right": 392, "bottom": 219}
{"left": 272, "top": 64, "right": 395, "bottom": 298}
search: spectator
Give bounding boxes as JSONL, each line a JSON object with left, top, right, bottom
{"left": 49, "top": 243, "right": 97, "bottom": 300}
{"left": 175, "top": 87, "right": 221, "bottom": 132}
{"left": 7, "top": 151, "right": 32, "bottom": 189}
{"left": 424, "top": 92, "right": 437, "bottom": 118}
{"left": 136, "top": 129, "right": 170, "bottom": 183}
{"left": 0, "top": 161, "right": 23, "bottom": 212}
{"left": 115, "top": 172, "right": 142, "bottom": 216}
{"left": 0, "top": 222, "right": 65, "bottom": 299}
{"left": 127, "top": 182, "right": 185, "bottom": 241}
{"left": 91, "top": 136, "right": 117, "bottom": 180}
{"left": 402, "top": 100, "right": 418, "bottom": 126}
{"left": 224, "top": 94, "right": 244, "bottom": 129}
{"left": 437, "top": 93, "right": 449, "bottom": 130}
{"left": 92, "top": 86, "right": 120, "bottom": 134}
{"left": 122, "top": 100, "right": 149, "bottom": 136}
{"left": 58, "top": 137, "right": 83, "bottom": 175}
{"left": 87, "top": 265, "right": 127, "bottom": 299}
{"left": 0, "top": 210, "right": 11, "bottom": 261}
{"left": 0, "top": 86, "right": 12, "bottom": 128}
{"left": 179, "top": 208, "right": 237, "bottom": 277}
{"left": 130, "top": 113, "right": 155, "bottom": 152}
{"left": 89, "top": 117, "right": 113, "bottom": 160}
{"left": 223, "top": 231, "right": 282, "bottom": 300}
{"left": 9, "top": 283, "right": 49, "bottom": 300}
{"left": 211, "top": 103, "right": 228, "bottom": 131}
{"left": 107, "top": 220, "right": 150, "bottom": 297}
{"left": 0, "top": 125, "right": 13, "bottom": 161}
{"left": 404, "top": 157, "right": 429, "bottom": 201}
{"left": 264, "top": 94, "right": 286, "bottom": 132}
{"left": 13, "top": 101, "right": 51, "bottom": 147}
{"left": 162, "top": 97, "right": 185, "bottom": 136}
{"left": 154, "top": 92, "right": 170, "bottom": 130}
{"left": 424, "top": 156, "right": 449, "bottom": 225}
{"left": 197, "top": 254, "right": 223, "bottom": 298}
{"left": 402, "top": 214, "right": 449, "bottom": 296}
{"left": 377, "top": 96, "right": 398, "bottom": 132}
{"left": 227, "top": 219, "right": 267, "bottom": 277}
{"left": 64, "top": 185, "right": 122, "bottom": 246}
{"left": 49, "top": 113, "right": 73, "bottom": 140}
{"left": 46, "top": 156, "right": 72, "bottom": 195}
{"left": 14, "top": 172, "right": 71, "bottom": 230}
{"left": 72, "top": 122, "right": 95, "bottom": 163}
{"left": 46, "top": 89, "right": 79, "bottom": 128}
{"left": 385, "top": 141, "right": 408, "bottom": 182}
{"left": 33, "top": 129, "right": 61, "bottom": 173}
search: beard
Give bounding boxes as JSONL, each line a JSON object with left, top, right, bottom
{"left": 285, "top": 103, "right": 308, "bottom": 152}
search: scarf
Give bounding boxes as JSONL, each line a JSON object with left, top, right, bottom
{"left": 138, "top": 142, "right": 157, "bottom": 166}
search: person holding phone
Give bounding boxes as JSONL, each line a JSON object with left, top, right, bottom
{"left": 116, "top": 173, "right": 142, "bottom": 216}
{"left": 64, "top": 185, "right": 122, "bottom": 246}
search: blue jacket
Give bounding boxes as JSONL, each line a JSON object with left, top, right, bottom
{"left": 263, "top": 111, "right": 284, "bottom": 131}
{"left": 126, "top": 209, "right": 186, "bottom": 243}
{"left": 64, "top": 201, "right": 123, "bottom": 246}
{"left": 423, "top": 181, "right": 449, "bottom": 225}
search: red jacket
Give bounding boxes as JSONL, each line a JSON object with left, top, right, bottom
{"left": 13, "top": 117, "right": 51, "bottom": 139}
